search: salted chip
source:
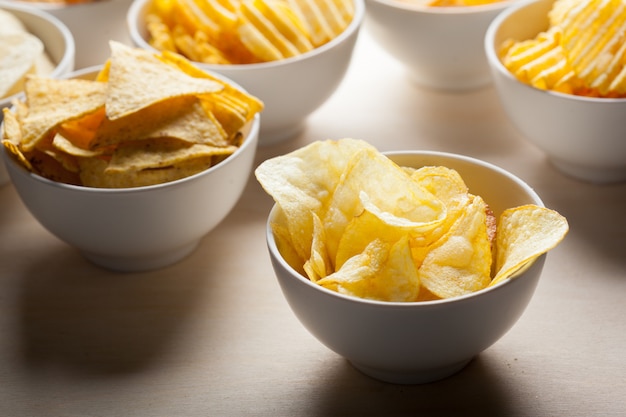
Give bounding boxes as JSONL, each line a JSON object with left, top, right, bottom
{"left": 19, "top": 76, "right": 107, "bottom": 151}
{"left": 490, "top": 205, "right": 569, "bottom": 287}
{"left": 105, "top": 41, "right": 224, "bottom": 119}
{"left": 255, "top": 139, "right": 380, "bottom": 261}
{"left": 317, "top": 235, "right": 420, "bottom": 302}
{"left": 323, "top": 147, "right": 446, "bottom": 264}
{"left": 303, "top": 211, "right": 333, "bottom": 282}
{"left": 417, "top": 195, "right": 493, "bottom": 299}
{"left": 92, "top": 96, "right": 228, "bottom": 149}
{"left": 555, "top": 0, "right": 626, "bottom": 95}
{"left": 105, "top": 138, "right": 237, "bottom": 173}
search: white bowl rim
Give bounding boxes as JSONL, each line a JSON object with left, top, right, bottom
{"left": 127, "top": 0, "right": 365, "bottom": 71}
{"left": 484, "top": 0, "right": 626, "bottom": 103}
{"left": 266, "top": 149, "right": 545, "bottom": 309}
{"left": 0, "top": 1, "right": 75, "bottom": 98}
{"left": 365, "top": 0, "right": 517, "bottom": 14}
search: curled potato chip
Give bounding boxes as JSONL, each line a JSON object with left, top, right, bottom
{"left": 490, "top": 204, "right": 569, "bottom": 287}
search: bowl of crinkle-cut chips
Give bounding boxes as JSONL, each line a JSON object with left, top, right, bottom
{"left": 256, "top": 138, "right": 569, "bottom": 384}
{"left": 127, "top": 0, "right": 364, "bottom": 145}
{"left": 1, "top": 41, "right": 263, "bottom": 272}
{"left": 486, "top": 0, "right": 626, "bottom": 184}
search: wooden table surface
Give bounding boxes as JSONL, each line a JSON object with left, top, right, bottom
{"left": 1, "top": 25, "right": 625, "bottom": 417}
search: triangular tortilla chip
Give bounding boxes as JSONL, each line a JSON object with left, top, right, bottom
{"left": 105, "top": 41, "right": 224, "bottom": 120}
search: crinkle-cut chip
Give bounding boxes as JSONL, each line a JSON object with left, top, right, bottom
{"left": 418, "top": 195, "right": 492, "bottom": 299}
{"left": 146, "top": 13, "right": 177, "bottom": 53}
{"left": 490, "top": 204, "right": 569, "bottom": 287}
{"left": 317, "top": 236, "right": 420, "bottom": 302}
{"left": 556, "top": 0, "right": 626, "bottom": 95}
{"left": 104, "top": 137, "right": 237, "bottom": 173}
{"left": 323, "top": 147, "right": 446, "bottom": 264}
{"left": 238, "top": 18, "right": 285, "bottom": 61}
{"left": 288, "top": 0, "right": 348, "bottom": 47}
{"left": 240, "top": 0, "right": 301, "bottom": 59}
{"left": 255, "top": 138, "right": 378, "bottom": 261}
{"left": 303, "top": 211, "right": 333, "bottom": 282}
{"left": 19, "top": 76, "right": 107, "bottom": 151}
{"left": 256, "top": 0, "right": 314, "bottom": 53}
{"left": 200, "top": 95, "right": 248, "bottom": 137}
{"left": 105, "top": 41, "right": 223, "bottom": 120}
{"left": 79, "top": 154, "right": 216, "bottom": 188}
{"left": 91, "top": 96, "right": 228, "bottom": 149}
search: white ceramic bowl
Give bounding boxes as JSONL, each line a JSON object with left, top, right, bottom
{"left": 127, "top": 0, "right": 364, "bottom": 145}
{"left": 20, "top": 0, "right": 133, "bottom": 69}
{"left": 485, "top": 0, "right": 626, "bottom": 184}
{"left": 2, "top": 66, "right": 260, "bottom": 272}
{"left": 365, "top": 0, "right": 516, "bottom": 91}
{"left": 0, "top": 1, "right": 75, "bottom": 186}
{"left": 266, "top": 150, "right": 546, "bottom": 384}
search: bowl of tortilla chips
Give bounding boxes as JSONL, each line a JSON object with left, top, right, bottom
{"left": 1, "top": 42, "right": 263, "bottom": 271}
{"left": 0, "top": 1, "right": 75, "bottom": 185}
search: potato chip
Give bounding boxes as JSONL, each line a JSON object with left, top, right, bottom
{"left": 316, "top": 235, "right": 420, "bottom": 302}
{"left": 490, "top": 205, "right": 569, "bottom": 287}
{"left": 418, "top": 195, "right": 493, "bottom": 299}
{"left": 257, "top": 139, "right": 568, "bottom": 303}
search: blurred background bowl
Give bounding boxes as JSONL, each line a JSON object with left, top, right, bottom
{"left": 266, "top": 150, "right": 546, "bottom": 384}
{"left": 127, "top": 0, "right": 364, "bottom": 145}
{"left": 365, "top": 0, "right": 516, "bottom": 91}
{"left": 2, "top": 66, "right": 260, "bottom": 272}
{"left": 20, "top": 0, "right": 133, "bottom": 69}
{"left": 485, "top": 0, "right": 626, "bottom": 184}
{"left": 0, "top": 0, "right": 75, "bottom": 186}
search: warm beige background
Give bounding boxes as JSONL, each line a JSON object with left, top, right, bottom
{"left": 1, "top": 26, "right": 625, "bottom": 416}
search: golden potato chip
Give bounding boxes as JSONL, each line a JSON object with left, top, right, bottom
{"left": 418, "top": 195, "right": 493, "bottom": 299}
{"left": 105, "top": 41, "right": 224, "bottom": 119}
{"left": 255, "top": 139, "right": 380, "bottom": 261}
{"left": 317, "top": 235, "right": 420, "bottom": 302}
{"left": 257, "top": 139, "right": 568, "bottom": 303}
{"left": 490, "top": 204, "right": 569, "bottom": 287}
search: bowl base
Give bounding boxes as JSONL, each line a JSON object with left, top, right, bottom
{"left": 349, "top": 358, "right": 472, "bottom": 385}
{"left": 81, "top": 240, "right": 200, "bottom": 272}
{"left": 550, "top": 158, "right": 626, "bottom": 184}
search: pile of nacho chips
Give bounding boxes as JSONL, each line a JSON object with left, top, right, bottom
{"left": 145, "top": 0, "right": 355, "bottom": 64}
{"left": 500, "top": 0, "right": 626, "bottom": 97}
{"left": 256, "top": 139, "right": 568, "bottom": 302}
{"left": 2, "top": 41, "right": 263, "bottom": 188}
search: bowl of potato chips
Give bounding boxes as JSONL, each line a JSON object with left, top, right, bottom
{"left": 1, "top": 42, "right": 263, "bottom": 271}
{"left": 0, "top": 1, "right": 75, "bottom": 185}
{"left": 485, "top": 0, "right": 626, "bottom": 183}
{"left": 365, "top": 0, "right": 515, "bottom": 90}
{"left": 257, "top": 140, "right": 568, "bottom": 384}
{"left": 126, "top": 0, "right": 364, "bottom": 145}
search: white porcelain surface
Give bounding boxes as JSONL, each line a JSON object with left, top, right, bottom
{"left": 127, "top": 0, "right": 364, "bottom": 145}
{"left": 267, "top": 150, "right": 546, "bottom": 384}
{"left": 365, "top": 0, "right": 515, "bottom": 91}
{"left": 0, "top": 1, "right": 75, "bottom": 186}
{"left": 26, "top": 0, "right": 133, "bottom": 69}
{"left": 485, "top": 0, "right": 626, "bottom": 184}
{"left": 2, "top": 67, "right": 260, "bottom": 271}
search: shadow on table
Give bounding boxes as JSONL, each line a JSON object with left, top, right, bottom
{"left": 14, "top": 245, "right": 215, "bottom": 376}
{"left": 309, "top": 354, "right": 515, "bottom": 416}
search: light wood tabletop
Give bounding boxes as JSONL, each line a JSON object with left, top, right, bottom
{"left": 1, "top": 26, "right": 625, "bottom": 417}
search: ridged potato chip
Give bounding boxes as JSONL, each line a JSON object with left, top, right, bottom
{"left": 500, "top": 0, "right": 626, "bottom": 97}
